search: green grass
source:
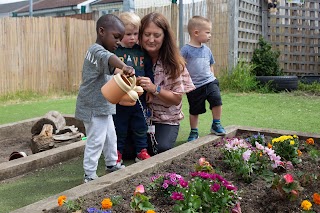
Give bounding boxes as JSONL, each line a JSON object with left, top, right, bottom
{"left": 0, "top": 92, "right": 320, "bottom": 212}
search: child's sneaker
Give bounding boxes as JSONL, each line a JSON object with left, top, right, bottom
{"left": 210, "top": 122, "right": 226, "bottom": 136}
{"left": 106, "top": 162, "right": 125, "bottom": 173}
{"left": 135, "top": 148, "right": 151, "bottom": 162}
{"left": 117, "top": 150, "right": 123, "bottom": 164}
{"left": 83, "top": 174, "right": 98, "bottom": 183}
{"left": 187, "top": 131, "right": 199, "bottom": 142}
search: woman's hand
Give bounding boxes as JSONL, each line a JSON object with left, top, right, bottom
{"left": 137, "top": 76, "right": 156, "bottom": 93}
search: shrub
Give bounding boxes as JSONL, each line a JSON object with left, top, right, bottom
{"left": 251, "top": 37, "right": 284, "bottom": 76}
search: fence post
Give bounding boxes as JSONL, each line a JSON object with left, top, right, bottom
{"left": 261, "top": 0, "right": 268, "bottom": 40}
{"left": 228, "top": 0, "right": 239, "bottom": 72}
{"left": 171, "top": 0, "right": 178, "bottom": 40}
{"left": 179, "top": 0, "right": 184, "bottom": 48}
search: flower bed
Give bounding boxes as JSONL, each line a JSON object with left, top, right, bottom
{"left": 47, "top": 129, "right": 320, "bottom": 213}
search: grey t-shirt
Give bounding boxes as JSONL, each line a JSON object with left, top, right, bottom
{"left": 180, "top": 44, "right": 216, "bottom": 88}
{"left": 75, "top": 43, "right": 115, "bottom": 122}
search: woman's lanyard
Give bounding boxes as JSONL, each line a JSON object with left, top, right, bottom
{"left": 152, "top": 59, "right": 159, "bottom": 74}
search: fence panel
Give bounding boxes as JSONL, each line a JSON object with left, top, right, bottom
{"left": 0, "top": 17, "right": 95, "bottom": 96}
{"left": 268, "top": 0, "right": 320, "bottom": 75}
{"left": 237, "top": 0, "right": 263, "bottom": 62}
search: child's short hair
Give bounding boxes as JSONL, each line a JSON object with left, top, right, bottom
{"left": 187, "top": 16, "right": 211, "bottom": 35}
{"left": 96, "top": 14, "right": 124, "bottom": 33}
{"left": 119, "top": 12, "right": 141, "bottom": 28}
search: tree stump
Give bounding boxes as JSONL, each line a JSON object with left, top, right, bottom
{"left": 30, "top": 124, "right": 55, "bottom": 154}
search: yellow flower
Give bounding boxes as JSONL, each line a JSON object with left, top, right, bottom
{"left": 290, "top": 140, "right": 295, "bottom": 145}
{"left": 297, "top": 149, "right": 302, "bottom": 156}
{"left": 57, "top": 195, "right": 67, "bottom": 206}
{"left": 301, "top": 200, "right": 312, "bottom": 211}
{"left": 101, "top": 198, "right": 112, "bottom": 209}
{"left": 146, "top": 210, "right": 156, "bottom": 213}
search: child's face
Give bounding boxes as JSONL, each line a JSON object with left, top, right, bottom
{"left": 99, "top": 24, "right": 125, "bottom": 52}
{"left": 121, "top": 25, "right": 139, "bottom": 48}
{"left": 195, "top": 23, "right": 212, "bottom": 44}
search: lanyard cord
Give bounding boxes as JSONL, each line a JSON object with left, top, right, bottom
{"left": 137, "top": 99, "right": 158, "bottom": 155}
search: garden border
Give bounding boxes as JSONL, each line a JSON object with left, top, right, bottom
{"left": 0, "top": 115, "right": 85, "bottom": 181}
{"left": 11, "top": 125, "right": 320, "bottom": 213}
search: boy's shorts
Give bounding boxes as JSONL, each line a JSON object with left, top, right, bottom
{"left": 187, "top": 79, "right": 222, "bottom": 115}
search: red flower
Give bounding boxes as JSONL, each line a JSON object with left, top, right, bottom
{"left": 283, "top": 174, "right": 294, "bottom": 183}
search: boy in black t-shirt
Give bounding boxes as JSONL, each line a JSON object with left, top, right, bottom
{"left": 113, "top": 12, "right": 153, "bottom": 163}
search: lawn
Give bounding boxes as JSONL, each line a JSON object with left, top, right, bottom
{"left": 0, "top": 92, "right": 319, "bottom": 212}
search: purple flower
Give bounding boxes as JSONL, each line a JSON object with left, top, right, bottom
{"left": 171, "top": 192, "right": 184, "bottom": 200}
{"left": 87, "top": 207, "right": 98, "bottom": 213}
{"left": 211, "top": 183, "right": 221, "bottom": 192}
{"left": 162, "top": 182, "right": 169, "bottom": 189}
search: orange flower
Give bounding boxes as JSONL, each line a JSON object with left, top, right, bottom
{"left": 267, "top": 143, "right": 272, "bottom": 149}
{"left": 313, "top": 193, "right": 320, "bottom": 205}
{"left": 306, "top": 138, "right": 314, "bottom": 145}
{"left": 57, "top": 195, "right": 67, "bottom": 206}
{"left": 146, "top": 210, "right": 156, "bottom": 213}
{"left": 101, "top": 198, "right": 112, "bottom": 209}
{"left": 297, "top": 149, "right": 302, "bottom": 156}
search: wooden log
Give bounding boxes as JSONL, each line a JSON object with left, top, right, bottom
{"left": 30, "top": 124, "right": 55, "bottom": 154}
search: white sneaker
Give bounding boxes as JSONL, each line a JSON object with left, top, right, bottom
{"left": 106, "top": 162, "right": 125, "bottom": 173}
{"left": 83, "top": 174, "right": 98, "bottom": 183}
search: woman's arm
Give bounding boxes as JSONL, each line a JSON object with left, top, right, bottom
{"left": 137, "top": 76, "right": 182, "bottom": 106}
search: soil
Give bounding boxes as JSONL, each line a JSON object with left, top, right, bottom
{"left": 47, "top": 133, "right": 320, "bottom": 213}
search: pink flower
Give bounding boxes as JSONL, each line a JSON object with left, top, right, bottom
{"left": 134, "top": 184, "right": 145, "bottom": 194}
{"left": 283, "top": 174, "right": 294, "bottom": 183}
{"left": 199, "top": 157, "right": 206, "bottom": 166}
{"left": 291, "top": 189, "right": 298, "bottom": 198}
{"left": 285, "top": 161, "right": 294, "bottom": 170}
{"left": 211, "top": 183, "right": 221, "bottom": 192}
{"left": 231, "top": 202, "right": 242, "bottom": 213}
{"left": 242, "top": 150, "right": 252, "bottom": 161}
{"left": 171, "top": 192, "right": 184, "bottom": 200}
{"left": 179, "top": 179, "right": 188, "bottom": 188}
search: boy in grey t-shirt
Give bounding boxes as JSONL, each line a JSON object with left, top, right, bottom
{"left": 75, "top": 14, "right": 134, "bottom": 183}
{"left": 181, "top": 16, "right": 226, "bottom": 142}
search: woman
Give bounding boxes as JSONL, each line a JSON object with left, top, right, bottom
{"left": 137, "top": 12, "right": 195, "bottom": 154}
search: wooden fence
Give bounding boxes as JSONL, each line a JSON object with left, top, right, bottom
{"left": 266, "top": 0, "right": 320, "bottom": 76}
{"left": 0, "top": 17, "right": 95, "bottom": 96}
{"left": 0, "top": 0, "right": 319, "bottom": 96}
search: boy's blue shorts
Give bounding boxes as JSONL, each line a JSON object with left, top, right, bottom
{"left": 186, "top": 79, "right": 222, "bottom": 115}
